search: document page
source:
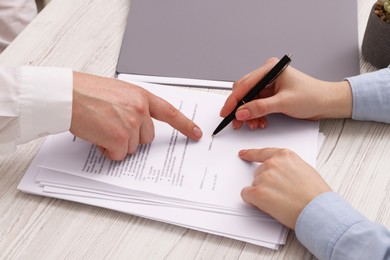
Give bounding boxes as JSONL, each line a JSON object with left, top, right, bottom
{"left": 19, "top": 138, "right": 288, "bottom": 249}
{"left": 19, "top": 80, "right": 322, "bottom": 249}
{"left": 39, "top": 81, "right": 319, "bottom": 212}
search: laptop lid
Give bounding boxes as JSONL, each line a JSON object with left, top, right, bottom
{"left": 117, "top": 0, "right": 359, "bottom": 88}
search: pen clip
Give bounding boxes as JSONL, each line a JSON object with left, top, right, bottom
{"left": 266, "top": 54, "right": 292, "bottom": 87}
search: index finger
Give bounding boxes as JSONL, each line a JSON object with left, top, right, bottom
{"left": 148, "top": 92, "right": 203, "bottom": 141}
{"left": 238, "top": 148, "right": 281, "bottom": 163}
{"left": 220, "top": 58, "right": 279, "bottom": 118}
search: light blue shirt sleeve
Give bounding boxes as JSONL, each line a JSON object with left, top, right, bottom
{"left": 346, "top": 67, "right": 390, "bottom": 123}
{"left": 294, "top": 69, "right": 390, "bottom": 258}
{"left": 295, "top": 192, "right": 390, "bottom": 260}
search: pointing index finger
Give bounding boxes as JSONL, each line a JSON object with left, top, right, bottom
{"left": 148, "top": 92, "right": 203, "bottom": 141}
{"left": 238, "top": 148, "right": 281, "bottom": 163}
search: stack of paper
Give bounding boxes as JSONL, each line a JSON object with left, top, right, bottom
{"left": 18, "top": 81, "right": 321, "bottom": 250}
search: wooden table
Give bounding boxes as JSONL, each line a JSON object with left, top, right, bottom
{"left": 0, "top": 0, "right": 385, "bottom": 259}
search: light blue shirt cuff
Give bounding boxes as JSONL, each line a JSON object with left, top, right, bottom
{"left": 295, "top": 192, "right": 365, "bottom": 259}
{"left": 295, "top": 192, "right": 390, "bottom": 260}
{"left": 346, "top": 67, "right": 390, "bottom": 123}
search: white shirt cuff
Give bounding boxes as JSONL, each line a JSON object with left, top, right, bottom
{"left": 18, "top": 66, "right": 73, "bottom": 144}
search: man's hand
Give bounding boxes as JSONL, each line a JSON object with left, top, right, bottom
{"left": 70, "top": 72, "right": 203, "bottom": 161}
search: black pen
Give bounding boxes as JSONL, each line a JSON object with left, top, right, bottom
{"left": 212, "top": 54, "right": 292, "bottom": 136}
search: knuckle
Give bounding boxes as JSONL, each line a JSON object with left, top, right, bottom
{"left": 113, "top": 129, "right": 128, "bottom": 144}
{"left": 260, "top": 171, "right": 274, "bottom": 183}
{"left": 243, "top": 185, "right": 266, "bottom": 206}
{"left": 263, "top": 158, "right": 278, "bottom": 169}
{"left": 252, "top": 101, "right": 268, "bottom": 116}
{"left": 253, "top": 185, "right": 266, "bottom": 198}
{"left": 108, "top": 150, "right": 126, "bottom": 161}
{"left": 126, "top": 116, "right": 139, "bottom": 129}
{"left": 132, "top": 101, "right": 148, "bottom": 115}
{"left": 239, "top": 78, "right": 252, "bottom": 91}
{"left": 127, "top": 144, "right": 138, "bottom": 155}
{"left": 232, "top": 80, "right": 242, "bottom": 90}
{"left": 166, "top": 103, "right": 179, "bottom": 119}
{"left": 115, "top": 154, "right": 126, "bottom": 161}
{"left": 241, "top": 186, "right": 255, "bottom": 201}
{"left": 266, "top": 57, "right": 279, "bottom": 64}
{"left": 278, "top": 148, "right": 294, "bottom": 157}
{"left": 140, "top": 132, "right": 155, "bottom": 144}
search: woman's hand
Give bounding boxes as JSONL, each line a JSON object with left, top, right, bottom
{"left": 239, "top": 148, "right": 331, "bottom": 229}
{"left": 220, "top": 58, "right": 353, "bottom": 130}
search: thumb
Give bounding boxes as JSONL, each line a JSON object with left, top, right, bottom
{"left": 236, "top": 96, "right": 280, "bottom": 120}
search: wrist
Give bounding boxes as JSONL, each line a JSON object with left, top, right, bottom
{"left": 322, "top": 80, "right": 352, "bottom": 119}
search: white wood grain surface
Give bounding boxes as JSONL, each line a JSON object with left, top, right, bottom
{"left": 0, "top": 0, "right": 385, "bottom": 259}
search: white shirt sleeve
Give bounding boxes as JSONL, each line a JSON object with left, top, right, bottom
{"left": 0, "top": 66, "right": 73, "bottom": 154}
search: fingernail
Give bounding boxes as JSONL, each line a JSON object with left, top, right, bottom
{"left": 219, "top": 107, "right": 224, "bottom": 117}
{"left": 259, "top": 122, "right": 265, "bottom": 129}
{"left": 193, "top": 126, "right": 203, "bottom": 138}
{"left": 236, "top": 109, "right": 251, "bottom": 120}
{"left": 239, "top": 149, "right": 248, "bottom": 156}
{"left": 232, "top": 121, "right": 240, "bottom": 129}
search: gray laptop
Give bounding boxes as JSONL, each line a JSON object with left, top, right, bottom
{"left": 117, "top": 0, "right": 359, "bottom": 88}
